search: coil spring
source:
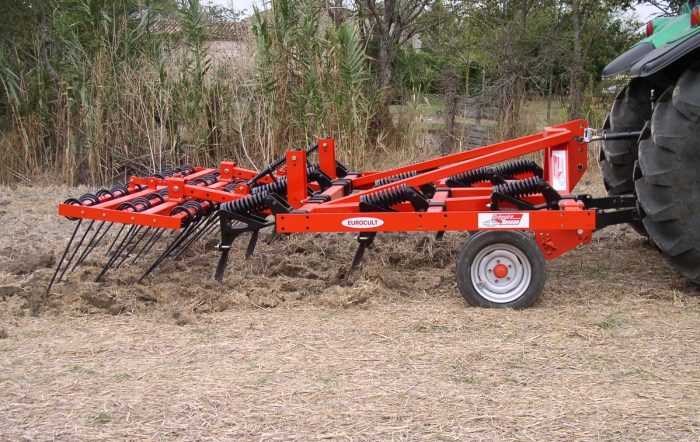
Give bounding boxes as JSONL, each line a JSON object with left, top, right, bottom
{"left": 95, "top": 188, "right": 115, "bottom": 199}
{"left": 224, "top": 179, "right": 246, "bottom": 192}
{"left": 170, "top": 201, "right": 208, "bottom": 226}
{"left": 493, "top": 177, "right": 550, "bottom": 198}
{"left": 493, "top": 160, "right": 543, "bottom": 178}
{"left": 221, "top": 192, "right": 269, "bottom": 215}
{"left": 360, "top": 184, "right": 408, "bottom": 208}
{"left": 252, "top": 178, "right": 288, "bottom": 195}
{"left": 374, "top": 170, "right": 417, "bottom": 187}
{"left": 448, "top": 160, "right": 543, "bottom": 187}
{"left": 190, "top": 172, "right": 219, "bottom": 186}
{"left": 110, "top": 184, "right": 129, "bottom": 197}
{"left": 153, "top": 164, "right": 196, "bottom": 179}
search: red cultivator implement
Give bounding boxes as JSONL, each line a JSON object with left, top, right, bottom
{"left": 50, "top": 120, "right": 639, "bottom": 308}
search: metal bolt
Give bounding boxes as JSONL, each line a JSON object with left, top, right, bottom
{"left": 224, "top": 168, "right": 230, "bottom": 174}
{"left": 577, "top": 229, "right": 584, "bottom": 235}
{"left": 173, "top": 186, "right": 180, "bottom": 192}
{"left": 291, "top": 155, "right": 297, "bottom": 161}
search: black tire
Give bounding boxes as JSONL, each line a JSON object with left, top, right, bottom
{"left": 456, "top": 231, "right": 545, "bottom": 309}
{"left": 635, "top": 61, "right": 700, "bottom": 284}
{"left": 599, "top": 80, "right": 652, "bottom": 194}
{"left": 599, "top": 80, "right": 651, "bottom": 236}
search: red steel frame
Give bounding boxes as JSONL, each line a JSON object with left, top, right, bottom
{"left": 277, "top": 120, "right": 594, "bottom": 260}
{"left": 58, "top": 120, "right": 595, "bottom": 261}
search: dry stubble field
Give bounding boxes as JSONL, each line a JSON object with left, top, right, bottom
{"left": 0, "top": 165, "right": 699, "bottom": 440}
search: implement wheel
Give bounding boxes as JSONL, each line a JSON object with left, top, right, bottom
{"left": 456, "top": 231, "right": 545, "bottom": 309}
{"left": 635, "top": 61, "right": 700, "bottom": 283}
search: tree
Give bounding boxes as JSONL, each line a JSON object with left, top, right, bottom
{"left": 356, "top": 0, "right": 430, "bottom": 134}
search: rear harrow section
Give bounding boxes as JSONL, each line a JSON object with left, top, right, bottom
{"left": 53, "top": 123, "right": 644, "bottom": 308}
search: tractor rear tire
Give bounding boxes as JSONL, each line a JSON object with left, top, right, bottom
{"left": 599, "top": 80, "right": 651, "bottom": 236}
{"left": 635, "top": 61, "right": 700, "bottom": 283}
{"left": 599, "top": 80, "right": 652, "bottom": 194}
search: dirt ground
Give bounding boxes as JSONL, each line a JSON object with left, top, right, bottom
{"left": 1, "top": 168, "right": 699, "bottom": 440}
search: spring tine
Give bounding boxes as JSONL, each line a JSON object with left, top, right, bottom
{"left": 57, "top": 220, "right": 95, "bottom": 282}
{"left": 114, "top": 226, "right": 148, "bottom": 269}
{"left": 169, "top": 215, "right": 212, "bottom": 259}
{"left": 139, "top": 223, "right": 198, "bottom": 282}
{"left": 106, "top": 224, "right": 127, "bottom": 255}
{"left": 132, "top": 228, "right": 165, "bottom": 264}
{"left": 214, "top": 247, "right": 231, "bottom": 282}
{"left": 77, "top": 222, "right": 113, "bottom": 265}
{"left": 171, "top": 213, "right": 220, "bottom": 261}
{"left": 435, "top": 231, "right": 445, "bottom": 241}
{"left": 71, "top": 221, "right": 105, "bottom": 270}
{"left": 266, "top": 229, "right": 279, "bottom": 245}
{"left": 349, "top": 243, "right": 369, "bottom": 272}
{"left": 96, "top": 225, "right": 139, "bottom": 282}
{"left": 347, "top": 232, "right": 377, "bottom": 278}
{"left": 245, "top": 230, "right": 259, "bottom": 259}
{"left": 46, "top": 219, "right": 83, "bottom": 294}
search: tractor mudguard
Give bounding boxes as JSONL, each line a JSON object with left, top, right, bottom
{"left": 603, "top": 2, "right": 700, "bottom": 79}
{"left": 629, "top": 32, "right": 700, "bottom": 78}
{"left": 602, "top": 43, "right": 655, "bottom": 77}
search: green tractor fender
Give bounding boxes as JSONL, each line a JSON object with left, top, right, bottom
{"left": 603, "top": 1, "right": 700, "bottom": 80}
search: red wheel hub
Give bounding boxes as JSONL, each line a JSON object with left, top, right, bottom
{"left": 493, "top": 263, "right": 508, "bottom": 278}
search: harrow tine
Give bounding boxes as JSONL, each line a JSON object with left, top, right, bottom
{"left": 139, "top": 222, "right": 199, "bottom": 282}
{"left": 46, "top": 219, "right": 83, "bottom": 294}
{"left": 171, "top": 212, "right": 220, "bottom": 261}
{"left": 57, "top": 220, "right": 95, "bottom": 282}
{"left": 435, "top": 231, "right": 445, "bottom": 241}
{"left": 114, "top": 226, "right": 148, "bottom": 269}
{"left": 96, "top": 225, "right": 139, "bottom": 281}
{"left": 78, "top": 222, "right": 113, "bottom": 265}
{"left": 131, "top": 228, "right": 165, "bottom": 264}
{"left": 71, "top": 221, "right": 106, "bottom": 270}
{"left": 106, "top": 224, "right": 127, "bottom": 255}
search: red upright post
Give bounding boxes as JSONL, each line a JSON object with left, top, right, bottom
{"left": 318, "top": 138, "right": 337, "bottom": 179}
{"left": 286, "top": 149, "right": 308, "bottom": 208}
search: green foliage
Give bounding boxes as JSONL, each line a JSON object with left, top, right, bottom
{"left": 252, "top": 0, "right": 376, "bottom": 157}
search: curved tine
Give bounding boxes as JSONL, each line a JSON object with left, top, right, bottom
{"left": 77, "top": 222, "right": 113, "bottom": 265}
{"left": 138, "top": 223, "right": 198, "bottom": 282}
{"left": 96, "top": 225, "right": 139, "bottom": 282}
{"left": 171, "top": 214, "right": 220, "bottom": 261}
{"left": 114, "top": 227, "right": 149, "bottom": 269}
{"left": 57, "top": 220, "right": 94, "bottom": 282}
{"left": 46, "top": 220, "right": 83, "bottom": 294}
{"left": 72, "top": 221, "right": 105, "bottom": 270}
{"left": 106, "top": 224, "right": 127, "bottom": 255}
{"left": 132, "top": 228, "right": 165, "bottom": 264}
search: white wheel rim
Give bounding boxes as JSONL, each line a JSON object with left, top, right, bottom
{"left": 470, "top": 243, "right": 531, "bottom": 304}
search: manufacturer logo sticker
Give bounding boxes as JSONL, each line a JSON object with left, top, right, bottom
{"left": 341, "top": 217, "right": 385, "bottom": 229}
{"left": 477, "top": 213, "right": 529, "bottom": 228}
{"left": 551, "top": 150, "right": 567, "bottom": 191}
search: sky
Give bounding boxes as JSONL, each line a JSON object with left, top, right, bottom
{"left": 205, "top": 0, "right": 665, "bottom": 22}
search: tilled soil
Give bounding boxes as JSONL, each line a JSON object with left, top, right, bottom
{"left": 0, "top": 182, "right": 699, "bottom": 440}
